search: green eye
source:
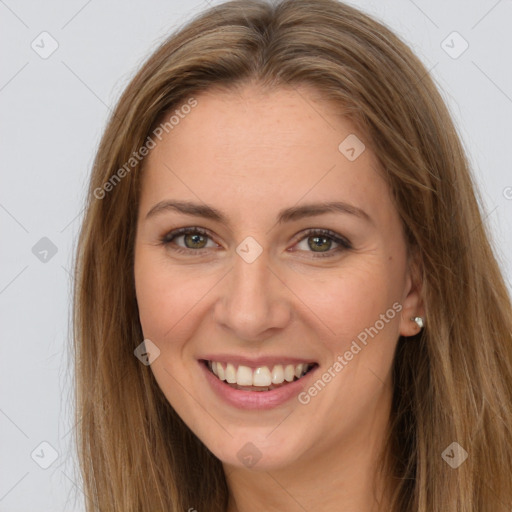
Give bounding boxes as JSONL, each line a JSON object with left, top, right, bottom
{"left": 183, "top": 232, "right": 208, "bottom": 249}
{"left": 308, "top": 235, "right": 333, "bottom": 252}
{"left": 161, "top": 227, "right": 352, "bottom": 259}
{"left": 162, "top": 227, "right": 216, "bottom": 253}
{"left": 295, "top": 229, "right": 352, "bottom": 257}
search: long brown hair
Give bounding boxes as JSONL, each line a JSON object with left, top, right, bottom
{"left": 72, "top": 0, "right": 512, "bottom": 510}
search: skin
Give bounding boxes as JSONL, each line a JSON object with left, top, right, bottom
{"left": 134, "top": 83, "right": 424, "bottom": 512}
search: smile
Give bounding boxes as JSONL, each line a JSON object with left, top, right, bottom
{"left": 205, "top": 360, "right": 316, "bottom": 391}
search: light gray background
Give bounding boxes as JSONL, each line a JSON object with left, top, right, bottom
{"left": 1, "top": 0, "right": 511, "bottom": 510}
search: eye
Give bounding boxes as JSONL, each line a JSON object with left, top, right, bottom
{"left": 293, "top": 229, "right": 352, "bottom": 258}
{"left": 160, "top": 227, "right": 352, "bottom": 258}
{"left": 160, "top": 227, "right": 218, "bottom": 254}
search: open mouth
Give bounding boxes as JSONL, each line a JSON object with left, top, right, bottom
{"left": 202, "top": 360, "right": 318, "bottom": 392}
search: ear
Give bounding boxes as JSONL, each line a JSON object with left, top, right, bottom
{"left": 399, "top": 249, "right": 425, "bottom": 337}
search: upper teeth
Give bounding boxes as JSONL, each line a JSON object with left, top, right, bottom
{"left": 208, "top": 361, "right": 311, "bottom": 386}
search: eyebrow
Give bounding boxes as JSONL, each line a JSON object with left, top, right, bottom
{"left": 145, "top": 200, "right": 372, "bottom": 224}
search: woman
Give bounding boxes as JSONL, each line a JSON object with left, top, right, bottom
{"left": 73, "top": 0, "right": 512, "bottom": 510}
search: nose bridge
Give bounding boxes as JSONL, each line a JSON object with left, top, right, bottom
{"left": 213, "top": 244, "right": 291, "bottom": 340}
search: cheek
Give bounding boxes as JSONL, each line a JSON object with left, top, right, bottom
{"left": 295, "top": 258, "right": 404, "bottom": 345}
{"left": 135, "top": 267, "right": 175, "bottom": 342}
{"left": 134, "top": 249, "right": 209, "bottom": 342}
{"left": 134, "top": 251, "right": 210, "bottom": 422}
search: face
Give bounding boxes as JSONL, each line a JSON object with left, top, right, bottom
{"left": 134, "top": 84, "right": 422, "bottom": 471}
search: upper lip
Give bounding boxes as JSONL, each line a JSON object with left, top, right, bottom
{"left": 199, "top": 354, "right": 318, "bottom": 368}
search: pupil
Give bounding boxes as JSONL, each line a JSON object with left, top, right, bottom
{"left": 309, "top": 236, "right": 331, "bottom": 252}
{"left": 185, "top": 233, "right": 206, "bottom": 248}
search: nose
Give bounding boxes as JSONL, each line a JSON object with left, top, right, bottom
{"left": 213, "top": 246, "right": 293, "bottom": 341}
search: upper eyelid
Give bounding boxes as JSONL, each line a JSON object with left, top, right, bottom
{"left": 162, "top": 227, "right": 218, "bottom": 245}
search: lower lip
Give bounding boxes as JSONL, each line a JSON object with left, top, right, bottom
{"left": 199, "top": 361, "right": 317, "bottom": 410}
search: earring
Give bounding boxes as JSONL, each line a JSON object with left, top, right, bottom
{"left": 412, "top": 316, "right": 424, "bottom": 329}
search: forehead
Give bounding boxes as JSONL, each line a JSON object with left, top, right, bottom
{"left": 139, "top": 84, "right": 391, "bottom": 224}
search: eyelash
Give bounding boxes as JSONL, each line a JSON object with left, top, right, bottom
{"left": 160, "top": 227, "right": 352, "bottom": 258}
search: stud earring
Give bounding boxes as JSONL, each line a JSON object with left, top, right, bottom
{"left": 412, "top": 316, "right": 424, "bottom": 329}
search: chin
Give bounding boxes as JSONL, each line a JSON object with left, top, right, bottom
{"left": 204, "top": 429, "right": 307, "bottom": 471}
